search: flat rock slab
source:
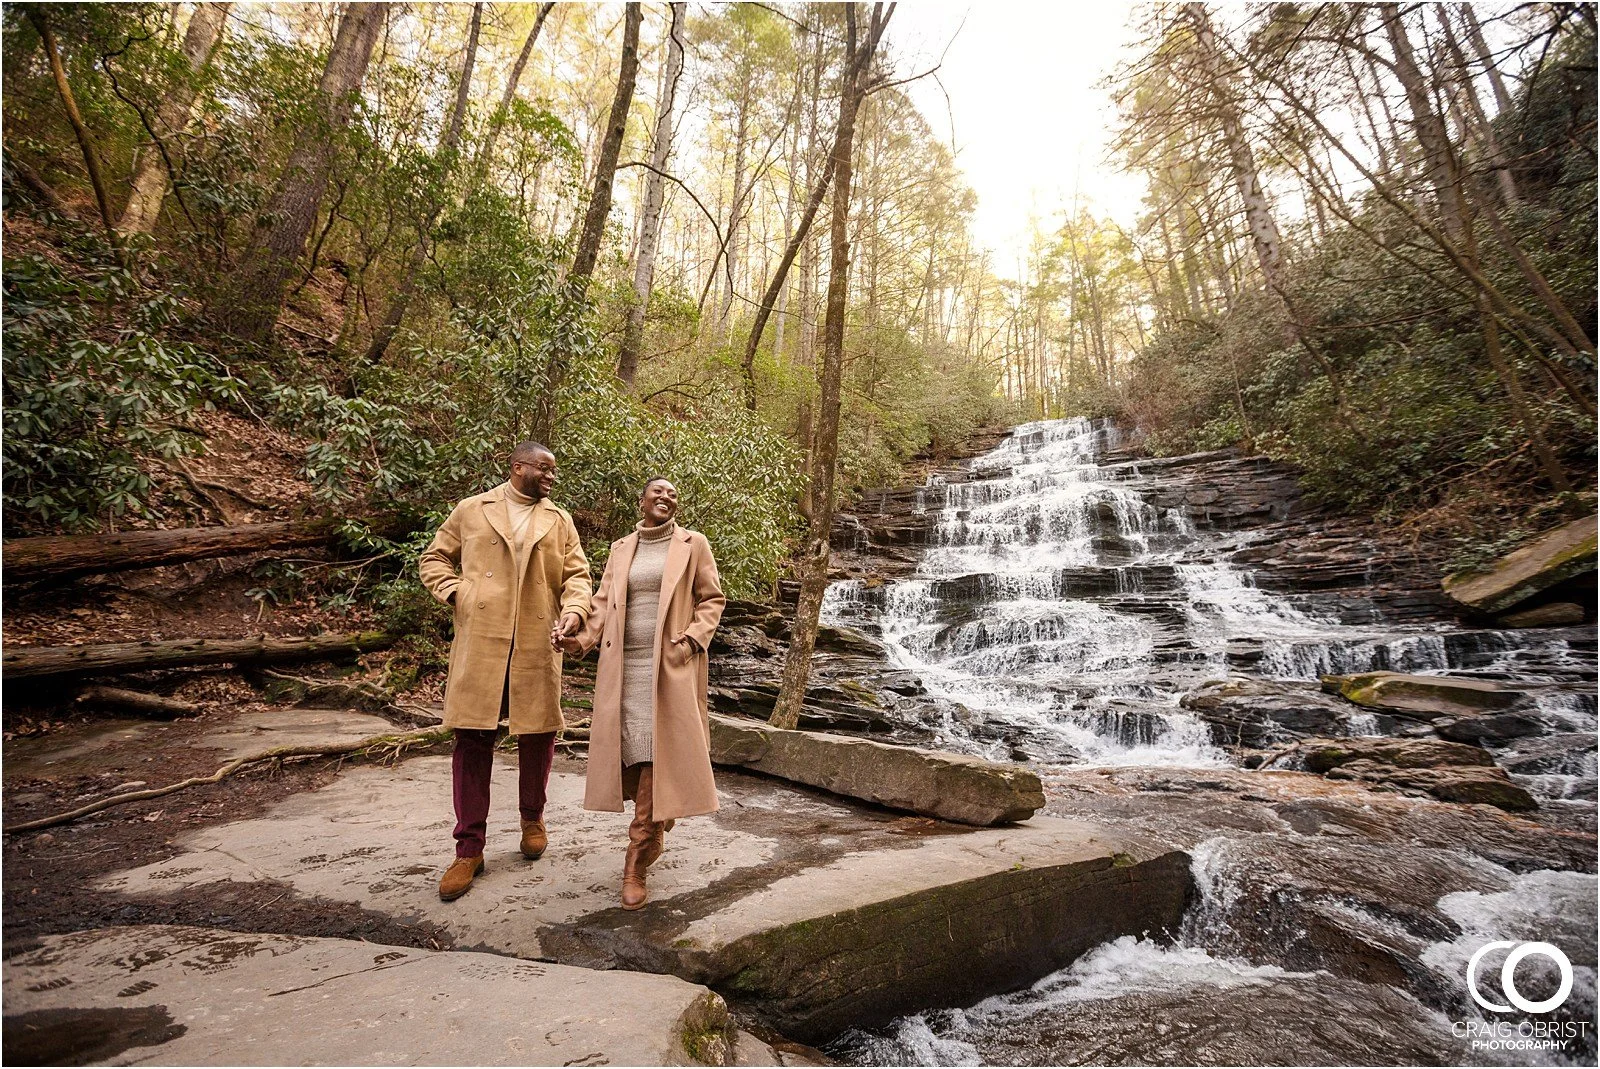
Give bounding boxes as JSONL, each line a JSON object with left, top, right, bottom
{"left": 709, "top": 712, "right": 1045, "bottom": 825}
{"left": 1443, "top": 514, "right": 1597, "bottom": 614}
{"left": 97, "top": 757, "right": 1189, "bottom": 1040}
{"left": 3, "top": 707, "right": 398, "bottom": 783}
{"left": 1321, "top": 671, "right": 1526, "bottom": 718}
{"left": 1, "top": 924, "right": 768, "bottom": 1066}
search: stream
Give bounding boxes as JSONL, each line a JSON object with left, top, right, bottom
{"left": 817, "top": 418, "right": 1597, "bottom": 1066}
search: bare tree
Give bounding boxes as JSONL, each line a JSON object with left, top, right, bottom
{"left": 28, "top": 7, "right": 121, "bottom": 252}
{"left": 361, "top": 3, "right": 483, "bottom": 364}
{"left": 532, "top": 1, "right": 642, "bottom": 443}
{"left": 770, "top": 2, "right": 894, "bottom": 733}
{"left": 473, "top": 1, "right": 556, "bottom": 180}
{"left": 221, "top": 2, "right": 386, "bottom": 343}
{"left": 617, "top": 1, "right": 686, "bottom": 388}
{"left": 118, "top": 2, "right": 232, "bottom": 235}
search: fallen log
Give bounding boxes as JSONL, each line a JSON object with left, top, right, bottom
{"left": 4, "top": 725, "right": 451, "bottom": 834}
{"left": 2, "top": 513, "right": 418, "bottom": 585}
{"left": 75, "top": 685, "right": 201, "bottom": 719}
{"left": 4, "top": 632, "right": 399, "bottom": 681}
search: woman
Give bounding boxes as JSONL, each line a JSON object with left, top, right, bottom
{"left": 557, "top": 477, "right": 725, "bottom": 909}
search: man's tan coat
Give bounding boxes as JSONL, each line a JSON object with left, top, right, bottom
{"left": 419, "top": 484, "right": 591, "bottom": 735}
{"left": 577, "top": 526, "right": 725, "bottom": 821}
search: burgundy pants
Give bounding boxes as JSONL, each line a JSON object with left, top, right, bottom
{"left": 451, "top": 729, "right": 556, "bottom": 858}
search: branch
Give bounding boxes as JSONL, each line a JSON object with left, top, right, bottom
{"left": 5, "top": 726, "right": 451, "bottom": 834}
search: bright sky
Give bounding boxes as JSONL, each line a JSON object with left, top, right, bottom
{"left": 887, "top": 2, "right": 1148, "bottom": 272}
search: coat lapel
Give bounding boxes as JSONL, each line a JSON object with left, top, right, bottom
{"left": 655, "top": 529, "right": 692, "bottom": 633}
{"left": 608, "top": 533, "right": 638, "bottom": 630}
{"left": 526, "top": 497, "right": 558, "bottom": 548}
{"left": 479, "top": 485, "right": 514, "bottom": 549}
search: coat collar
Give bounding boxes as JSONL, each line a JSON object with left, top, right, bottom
{"left": 479, "top": 484, "right": 513, "bottom": 548}
{"left": 608, "top": 526, "right": 693, "bottom": 632}
{"left": 480, "top": 483, "right": 559, "bottom": 550}
{"left": 655, "top": 528, "right": 693, "bottom": 632}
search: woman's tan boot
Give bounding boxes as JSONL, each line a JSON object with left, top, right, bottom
{"left": 621, "top": 766, "right": 666, "bottom": 910}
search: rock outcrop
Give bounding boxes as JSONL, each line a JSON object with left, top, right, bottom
{"left": 709, "top": 713, "right": 1045, "bottom": 825}
{"left": 1443, "top": 515, "right": 1597, "bottom": 616}
{"left": 1321, "top": 672, "right": 1526, "bottom": 719}
{"left": 1271, "top": 737, "right": 1537, "bottom": 812}
{"left": 1181, "top": 678, "right": 1380, "bottom": 746}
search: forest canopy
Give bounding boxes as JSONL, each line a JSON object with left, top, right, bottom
{"left": 2, "top": 1, "right": 1594, "bottom": 603}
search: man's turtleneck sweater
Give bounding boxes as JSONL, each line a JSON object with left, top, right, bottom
{"left": 504, "top": 480, "right": 539, "bottom": 553}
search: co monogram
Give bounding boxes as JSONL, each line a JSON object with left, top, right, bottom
{"left": 1466, "top": 942, "right": 1574, "bottom": 1014}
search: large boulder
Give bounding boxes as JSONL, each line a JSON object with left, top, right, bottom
{"left": 708, "top": 713, "right": 1045, "bottom": 825}
{"left": 1277, "top": 736, "right": 1536, "bottom": 812}
{"left": 1181, "top": 677, "right": 1376, "bottom": 747}
{"left": 1322, "top": 672, "right": 1526, "bottom": 719}
{"left": 1443, "top": 515, "right": 1597, "bottom": 615}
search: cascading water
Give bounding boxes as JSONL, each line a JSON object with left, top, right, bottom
{"left": 823, "top": 417, "right": 1594, "bottom": 767}
{"left": 822, "top": 417, "right": 1596, "bottom": 1067}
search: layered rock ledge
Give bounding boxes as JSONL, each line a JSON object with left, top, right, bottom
{"left": 1, "top": 924, "right": 770, "bottom": 1067}
{"left": 93, "top": 756, "right": 1191, "bottom": 1041}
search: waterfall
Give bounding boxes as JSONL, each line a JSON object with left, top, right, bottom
{"left": 822, "top": 416, "right": 1589, "bottom": 768}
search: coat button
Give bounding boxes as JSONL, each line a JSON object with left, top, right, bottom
{"left": 485, "top": 571, "right": 493, "bottom": 577}
{"left": 605, "top": 640, "right": 612, "bottom": 648}
{"left": 477, "top": 602, "right": 486, "bottom": 609}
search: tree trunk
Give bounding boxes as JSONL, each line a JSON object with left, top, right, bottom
{"left": 567, "top": 3, "right": 642, "bottom": 290}
{"left": 475, "top": 1, "right": 556, "bottom": 177}
{"left": 29, "top": 7, "right": 121, "bottom": 252}
{"left": 1186, "top": 3, "right": 1358, "bottom": 419}
{"left": 718, "top": 73, "right": 754, "bottom": 340}
{"left": 770, "top": 3, "right": 890, "bottom": 732}
{"left": 4, "top": 632, "right": 400, "bottom": 681}
{"left": 221, "top": 2, "right": 385, "bottom": 343}
{"left": 362, "top": 3, "right": 483, "bottom": 364}
{"left": 77, "top": 685, "right": 202, "bottom": 719}
{"left": 3, "top": 515, "right": 416, "bottom": 585}
{"left": 1457, "top": 3, "right": 1515, "bottom": 115}
{"left": 616, "top": 1, "right": 685, "bottom": 388}
{"left": 531, "top": 1, "right": 641, "bottom": 445}
{"left": 1381, "top": 3, "right": 1571, "bottom": 494}
{"left": 117, "top": 2, "right": 232, "bottom": 235}
{"left": 738, "top": 152, "right": 837, "bottom": 409}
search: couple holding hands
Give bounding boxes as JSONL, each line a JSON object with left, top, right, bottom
{"left": 418, "top": 441, "right": 725, "bottom": 910}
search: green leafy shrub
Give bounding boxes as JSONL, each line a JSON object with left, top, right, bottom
{"left": 2, "top": 248, "right": 242, "bottom": 531}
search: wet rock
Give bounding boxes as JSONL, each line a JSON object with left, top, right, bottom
{"left": 1499, "top": 601, "right": 1587, "bottom": 628}
{"left": 1278, "top": 737, "right": 1536, "bottom": 812}
{"left": 1432, "top": 711, "right": 1547, "bottom": 744}
{"left": 814, "top": 625, "right": 885, "bottom": 657}
{"left": 1294, "top": 737, "right": 1496, "bottom": 773}
{"left": 1325, "top": 761, "right": 1538, "bottom": 812}
{"left": 1494, "top": 733, "right": 1599, "bottom": 778}
{"left": 708, "top": 713, "right": 1045, "bottom": 825}
{"left": 1443, "top": 515, "right": 1597, "bottom": 614}
{"left": 1321, "top": 671, "right": 1525, "bottom": 718}
{"left": 1180, "top": 678, "right": 1373, "bottom": 747}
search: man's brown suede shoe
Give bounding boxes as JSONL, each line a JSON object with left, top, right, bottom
{"left": 438, "top": 855, "right": 483, "bottom": 901}
{"left": 520, "top": 819, "right": 548, "bottom": 860}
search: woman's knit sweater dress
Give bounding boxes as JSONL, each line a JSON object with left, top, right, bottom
{"left": 620, "top": 520, "right": 675, "bottom": 766}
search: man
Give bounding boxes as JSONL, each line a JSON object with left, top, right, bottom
{"left": 419, "top": 442, "right": 592, "bottom": 901}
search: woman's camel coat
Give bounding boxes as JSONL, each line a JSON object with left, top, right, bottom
{"left": 578, "top": 526, "right": 725, "bottom": 822}
{"left": 418, "top": 485, "right": 592, "bottom": 735}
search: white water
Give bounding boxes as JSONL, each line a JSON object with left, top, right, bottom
{"left": 822, "top": 417, "right": 1590, "bottom": 767}
{"left": 833, "top": 845, "right": 1599, "bottom": 1067}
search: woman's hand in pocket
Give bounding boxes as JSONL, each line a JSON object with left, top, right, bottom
{"left": 667, "top": 633, "right": 698, "bottom": 668}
